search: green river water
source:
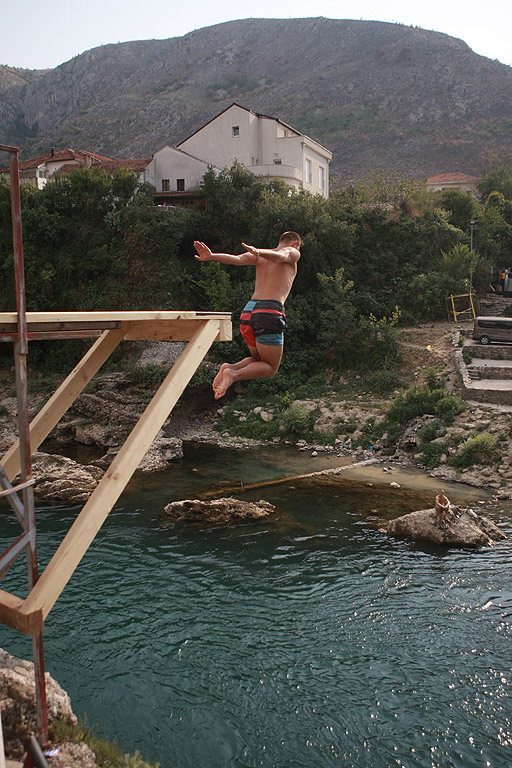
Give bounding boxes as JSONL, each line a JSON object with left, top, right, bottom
{"left": 1, "top": 442, "right": 511, "bottom": 768}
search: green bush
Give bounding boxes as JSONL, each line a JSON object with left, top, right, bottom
{"left": 417, "top": 419, "right": 442, "bottom": 443}
{"left": 462, "top": 348, "right": 473, "bottom": 365}
{"left": 424, "top": 366, "right": 441, "bottom": 389}
{"left": 420, "top": 441, "right": 445, "bottom": 468}
{"left": 278, "top": 404, "right": 315, "bottom": 438}
{"left": 363, "top": 369, "right": 404, "bottom": 394}
{"left": 434, "top": 393, "right": 465, "bottom": 424}
{"left": 449, "top": 432, "right": 497, "bottom": 469}
{"left": 126, "top": 363, "right": 167, "bottom": 388}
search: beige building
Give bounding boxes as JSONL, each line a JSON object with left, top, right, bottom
{"left": 146, "top": 103, "right": 332, "bottom": 204}
{"left": 426, "top": 173, "right": 481, "bottom": 201}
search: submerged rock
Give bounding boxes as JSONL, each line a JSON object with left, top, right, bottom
{"left": 383, "top": 507, "right": 506, "bottom": 548}
{"left": 164, "top": 497, "right": 275, "bottom": 525}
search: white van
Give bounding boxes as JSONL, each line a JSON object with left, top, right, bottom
{"left": 472, "top": 316, "right": 512, "bottom": 344}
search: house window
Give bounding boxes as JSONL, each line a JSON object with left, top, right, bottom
{"left": 305, "top": 159, "right": 312, "bottom": 184}
{"left": 319, "top": 166, "right": 325, "bottom": 190}
{"left": 162, "top": 179, "right": 170, "bottom": 192}
{"left": 232, "top": 126, "right": 239, "bottom": 136}
{"left": 273, "top": 159, "right": 282, "bottom": 165}
{"left": 176, "top": 179, "right": 185, "bottom": 191}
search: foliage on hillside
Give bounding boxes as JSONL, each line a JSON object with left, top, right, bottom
{"left": 1, "top": 162, "right": 512, "bottom": 388}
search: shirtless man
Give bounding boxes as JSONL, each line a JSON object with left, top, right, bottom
{"left": 435, "top": 489, "right": 451, "bottom": 524}
{"left": 193, "top": 232, "right": 302, "bottom": 399}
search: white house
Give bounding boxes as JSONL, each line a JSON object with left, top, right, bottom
{"left": 145, "top": 146, "right": 220, "bottom": 207}
{"left": 146, "top": 103, "right": 332, "bottom": 205}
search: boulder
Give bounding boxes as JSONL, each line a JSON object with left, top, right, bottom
{"left": 164, "top": 497, "right": 275, "bottom": 525}
{"left": 0, "top": 648, "right": 77, "bottom": 759}
{"left": 137, "top": 435, "right": 183, "bottom": 473}
{"left": 30, "top": 452, "right": 104, "bottom": 503}
{"left": 384, "top": 507, "right": 506, "bottom": 548}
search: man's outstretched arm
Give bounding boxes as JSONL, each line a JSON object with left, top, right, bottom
{"left": 193, "top": 240, "right": 257, "bottom": 265}
{"left": 242, "top": 242, "right": 300, "bottom": 264}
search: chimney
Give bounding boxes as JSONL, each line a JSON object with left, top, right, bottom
{"left": 50, "top": 147, "right": 56, "bottom": 158}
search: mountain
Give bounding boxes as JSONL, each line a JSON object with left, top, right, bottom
{"left": 1, "top": 17, "right": 512, "bottom": 184}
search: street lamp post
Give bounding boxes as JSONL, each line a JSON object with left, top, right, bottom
{"left": 469, "top": 219, "right": 477, "bottom": 296}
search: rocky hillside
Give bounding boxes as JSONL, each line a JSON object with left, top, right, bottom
{"left": 1, "top": 17, "right": 512, "bottom": 182}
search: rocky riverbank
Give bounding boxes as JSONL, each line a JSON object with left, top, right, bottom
{"left": 0, "top": 367, "right": 511, "bottom": 504}
{"left": 0, "top": 648, "right": 98, "bottom": 766}
{"left": 0, "top": 323, "right": 511, "bottom": 503}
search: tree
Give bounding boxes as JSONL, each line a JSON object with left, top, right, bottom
{"left": 436, "top": 189, "right": 479, "bottom": 231}
{"left": 478, "top": 165, "right": 512, "bottom": 203}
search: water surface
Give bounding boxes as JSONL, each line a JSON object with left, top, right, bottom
{"left": 1, "top": 444, "right": 511, "bottom": 768}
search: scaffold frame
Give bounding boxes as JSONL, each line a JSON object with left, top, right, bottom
{"left": 0, "top": 144, "right": 232, "bottom": 745}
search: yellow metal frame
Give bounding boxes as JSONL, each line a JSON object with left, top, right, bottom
{"left": 449, "top": 293, "right": 476, "bottom": 322}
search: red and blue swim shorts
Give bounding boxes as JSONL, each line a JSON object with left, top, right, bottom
{"left": 239, "top": 299, "right": 287, "bottom": 347}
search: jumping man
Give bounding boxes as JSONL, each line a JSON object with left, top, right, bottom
{"left": 193, "top": 232, "right": 302, "bottom": 399}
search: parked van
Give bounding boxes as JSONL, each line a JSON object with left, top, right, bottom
{"left": 472, "top": 316, "right": 512, "bottom": 344}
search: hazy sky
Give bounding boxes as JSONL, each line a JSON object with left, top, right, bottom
{"left": 2, "top": 0, "right": 511, "bottom": 70}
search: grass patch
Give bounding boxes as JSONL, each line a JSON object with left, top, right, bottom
{"left": 49, "top": 718, "right": 160, "bottom": 767}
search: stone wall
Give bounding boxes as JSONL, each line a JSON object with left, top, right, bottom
{"left": 468, "top": 345, "right": 512, "bottom": 360}
{"left": 455, "top": 349, "right": 512, "bottom": 406}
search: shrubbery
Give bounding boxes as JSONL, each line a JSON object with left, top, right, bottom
{"left": 449, "top": 432, "right": 497, "bottom": 469}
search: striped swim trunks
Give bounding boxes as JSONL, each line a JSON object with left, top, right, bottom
{"left": 239, "top": 299, "right": 287, "bottom": 347}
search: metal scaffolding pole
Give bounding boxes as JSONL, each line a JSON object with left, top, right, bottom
{"left": 0, "top": 145, "right": 48, "bottom": 743}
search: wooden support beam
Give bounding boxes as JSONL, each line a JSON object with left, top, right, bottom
{"left": 21, "top": 319, "right": 220, "bottom": 620}
{"left": 1, "top": 328, "right": 125, "bottom": 481}
{"left": 122, "top": 318, "right": 232, "bottom": 343}
{"left": 0, "top": 589, "right": 43, "bottom": 634}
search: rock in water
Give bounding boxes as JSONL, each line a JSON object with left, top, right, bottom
{"left": 384, "top": 507, "right": 506, "bottom": 548}
{"left": 30, "top": 452, "right": 104, "bottom": 503}
{"left": 164, "top": 498, "right": 275, "bottom": 524}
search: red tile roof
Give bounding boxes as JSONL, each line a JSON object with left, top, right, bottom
{"left": 427, "top": 173, "right": 479, "bottom": 183}
{"left": 0, "top": 148, "right": 114, "bottom": 174}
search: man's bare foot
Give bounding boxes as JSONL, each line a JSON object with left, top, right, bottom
{"left": 213, "top": 363, "right": 229, "bottom": 389}
{"left": 213, "top": 367, "right": 234, "bottom": 399}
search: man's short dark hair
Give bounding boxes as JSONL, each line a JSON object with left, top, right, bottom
{"left": 279, "top": 231, "right": 303, "bottom": 248}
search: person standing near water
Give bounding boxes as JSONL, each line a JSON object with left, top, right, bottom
{"left": 193, "top": 232, "right": 302, "bottom": 399}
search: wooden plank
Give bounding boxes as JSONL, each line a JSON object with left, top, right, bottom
{"left": 21, "top": 319, "right": 220, "bottom": 620}
{"left": 0, "top": 589, "right": 43, "bottom": 634}
{"left": 0, "top": 311, "right": 231, "bottom": 328}
{"left": 1, "top": 328, "right": 125, "bottom": 481}
{"left": 0, "top": 330, "right": 103, "bottom": 341}
{"left": 201, "top": 458, "right": 382, "bottom": 498}
{"left": 122, "top": 317, "right": 232, "bottom": 342}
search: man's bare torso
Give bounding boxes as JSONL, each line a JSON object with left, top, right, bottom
{"left": 252, "top": 256, "right": 298, "bottom": 304}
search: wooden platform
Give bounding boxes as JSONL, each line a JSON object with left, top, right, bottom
{"left": 0, "top": 310, "right": 231, "bottom": 634}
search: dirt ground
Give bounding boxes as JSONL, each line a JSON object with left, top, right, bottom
{"left": 397, "top": 320, "right": 472, "bottom": 386}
